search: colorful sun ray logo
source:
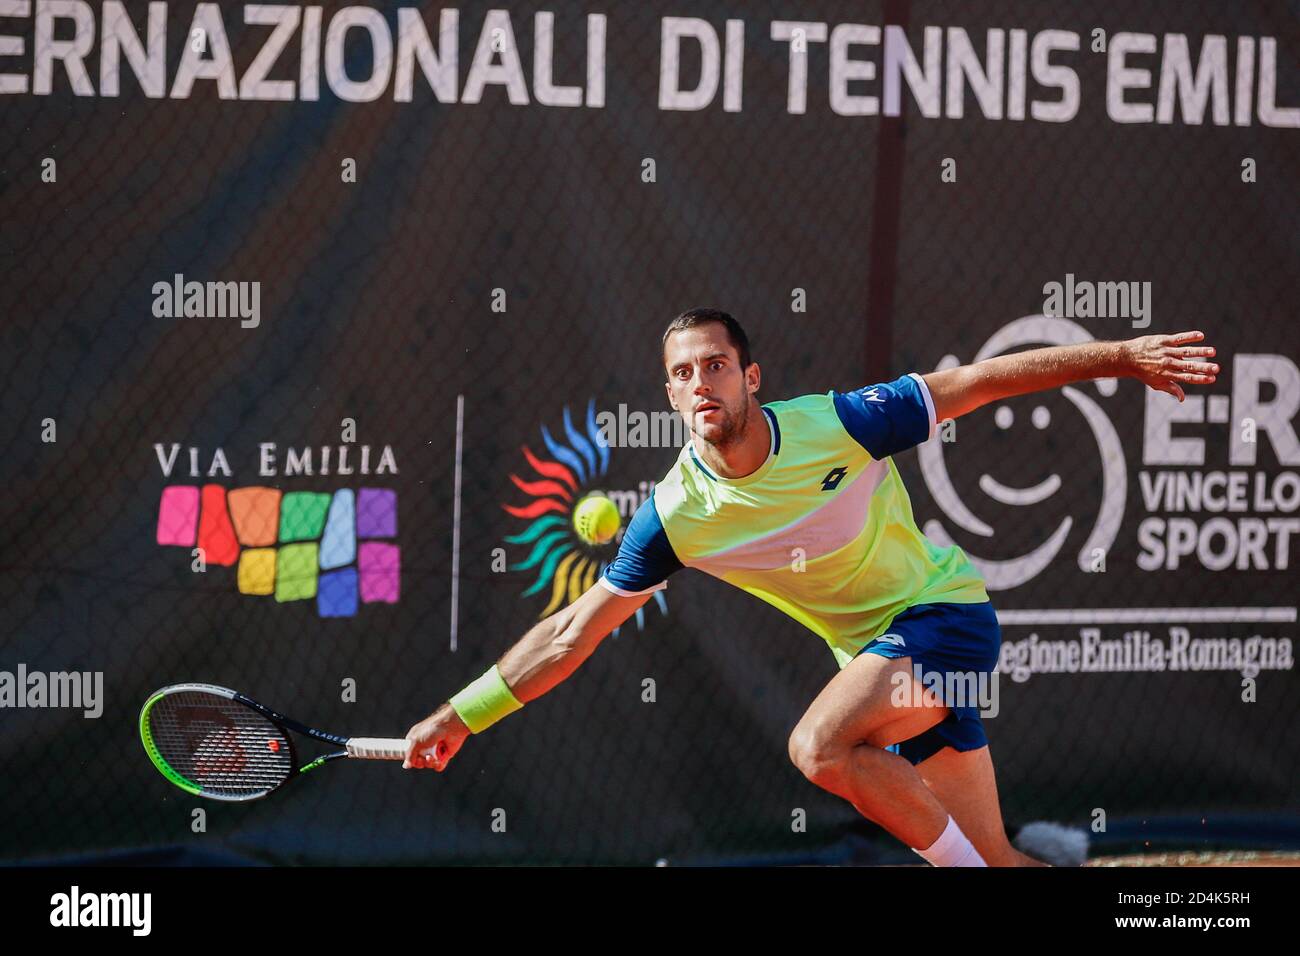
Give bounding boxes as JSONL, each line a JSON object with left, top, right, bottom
{"left": 502, "top": 399, "right": 668, "bottom": 636}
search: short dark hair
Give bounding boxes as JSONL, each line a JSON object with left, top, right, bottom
{"left": 661, "top": 308, "right": 753, "bottom": 376}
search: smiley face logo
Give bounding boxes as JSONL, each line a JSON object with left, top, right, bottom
{"left": 918, "top": 315, "right": 1127, "bottom": 590}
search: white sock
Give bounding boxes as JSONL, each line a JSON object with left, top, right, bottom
{"left": 913, "top": 816, "right": 987, "bottom": 867}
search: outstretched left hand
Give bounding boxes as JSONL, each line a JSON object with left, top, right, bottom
{"left": 1123, "top": 330, "right": 1219, "bottom": 402}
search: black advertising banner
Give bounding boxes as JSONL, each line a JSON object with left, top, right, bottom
{"left": 0, "top": 1, "right": 1296, "bottom": 865}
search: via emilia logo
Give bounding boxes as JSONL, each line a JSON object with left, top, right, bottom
{"left": 501, "top": 399, "right": 667, "bottom": 636}
{"left": 153, "top": 435, "right": 399, "bottom": 617}
{"left": 918, "top": 316, "right": 1126, "bottom": 590}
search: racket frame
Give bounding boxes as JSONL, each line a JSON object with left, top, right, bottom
{"left": 140, "top": 682, "right": 404, "bottom": 802}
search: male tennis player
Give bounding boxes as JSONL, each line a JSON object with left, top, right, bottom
{"left": 405, "top": 309, "right": 1218, "bottom": 867}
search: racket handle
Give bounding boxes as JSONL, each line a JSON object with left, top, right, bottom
{"left": 346, "top": 737, "right": 409, "bottom": 760}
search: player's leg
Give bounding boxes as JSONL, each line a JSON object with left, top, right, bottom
{"left": 787, "top": 651, "right": 955, "bottom": 852}
{"left": 916, "top": 744, "right": 1047, "bottom": 867}
{"left": 790, "top": 601, "right": 1005, "bottom": 862}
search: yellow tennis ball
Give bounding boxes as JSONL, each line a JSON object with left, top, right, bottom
{"left": 573, "top": 495, "right": 621, "bottom": 545}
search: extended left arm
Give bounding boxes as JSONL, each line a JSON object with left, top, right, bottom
{"left": 921, "top": 330, "right": 1219, "bottom": 423}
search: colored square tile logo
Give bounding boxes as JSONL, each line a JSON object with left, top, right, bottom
{"left": 357, "top": 488, "right": 397, "bottom": 538}
{"left": 279, "top": 492, "right": 332, "bottom": 542}
{"left": 320, "top": 490, "right": 356, "bottom": 569}
{"left": 156, "top": 486, "right": 199, "bottom": 546}
{"left": 157, "top": 484, "right": 397, "bottom": 618}
{"left": 275, "top": 543, "right": 319, "bottom": 602}
{"left": 359, "top": 542, "right": 400, "bottom": 604}
{"left": 229, "top": 487, "right": 282, "bottom": 546}
{"left": 318, "top": 568, "right": 359, "bottom": 618}
{"left": 197, "top": 485, "right": 240, "bottom": 566}
{"left": 237, "top": 548, "right": 276, "bottom": 596}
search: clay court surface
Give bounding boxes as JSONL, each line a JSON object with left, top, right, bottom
{"left": 1087, "top": 851, "right": 1300, "bottom": 867}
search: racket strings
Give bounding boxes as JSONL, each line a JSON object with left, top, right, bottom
{"left": 147, "top": 691, "right": 293, "bottom": 797}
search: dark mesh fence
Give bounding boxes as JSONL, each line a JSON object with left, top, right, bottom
{"left": 0, "top": 0, "right": 1296, "bottom": 865}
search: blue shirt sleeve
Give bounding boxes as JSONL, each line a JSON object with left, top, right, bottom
{"left": 831, "top": 372, "right": 937, "bottom": 458}
{"left": 598, "top": 492, "right": 683, "bottom": 596}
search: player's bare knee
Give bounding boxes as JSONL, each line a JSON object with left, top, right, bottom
{"left": 787, "top": 725, "right": 845, "bottom": 788}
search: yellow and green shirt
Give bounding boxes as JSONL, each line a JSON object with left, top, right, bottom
{"left": 598, "top": 373, "right": 989, "bottom": 668}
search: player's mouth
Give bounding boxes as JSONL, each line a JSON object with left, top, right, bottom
{"left": 696, "top": 402, "right": 723, "bottom": 417}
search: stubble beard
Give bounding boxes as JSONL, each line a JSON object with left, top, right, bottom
{"left": 693, "top": 397, "right": 751, "bottom": 453}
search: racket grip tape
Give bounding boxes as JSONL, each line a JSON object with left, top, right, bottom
{"left": 345, "top": 737, "right": 409, "bottom": 760}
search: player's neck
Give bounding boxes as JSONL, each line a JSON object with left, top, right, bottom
{"left": 693, "top": 402, "right": 770, "bottom": 479}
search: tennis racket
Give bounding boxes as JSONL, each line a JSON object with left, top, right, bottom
{"left": 139, "top": 682, "right": 443, "bottom": 801}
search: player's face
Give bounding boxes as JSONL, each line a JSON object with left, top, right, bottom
{"left": 663, "top": 325, "right": 757, "bottom": 448}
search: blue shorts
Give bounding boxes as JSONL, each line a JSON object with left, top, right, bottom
{"left": 855, "top": 601, "right": 1002, "bottom": 766}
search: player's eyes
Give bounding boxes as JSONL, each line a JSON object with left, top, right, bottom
{"left": 674, "top": 363, "right": 721, "bottom": 378}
